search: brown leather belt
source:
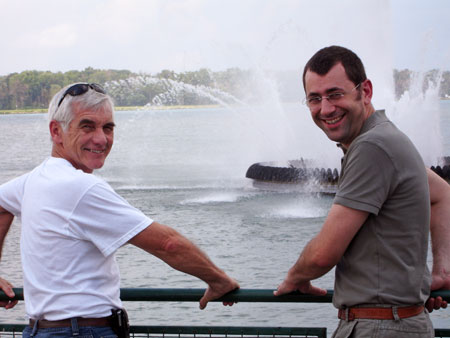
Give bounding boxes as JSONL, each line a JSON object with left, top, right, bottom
{"left": 29, "top": 316, "right": 112, "bottom": 328}
{"left": 338, "top": 305, "right": 424, "bottom": 321}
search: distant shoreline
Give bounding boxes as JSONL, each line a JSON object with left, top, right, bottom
{"left": 0, "top": 104, "right": 221, "bottom": 115}
{"left": 1, "top": 100, "right": 449, "bottom": 115}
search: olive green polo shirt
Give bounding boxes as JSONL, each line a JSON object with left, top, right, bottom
{"left": 333, "top": 110, "right": 431, "bottom": 308}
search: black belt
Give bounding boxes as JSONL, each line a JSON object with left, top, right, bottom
{"left": 29, "top": 316, "right": 112, "bottom": 328}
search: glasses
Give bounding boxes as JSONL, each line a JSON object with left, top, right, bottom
{"left": 57, "top": 83, "right": 106, "bottom": 109}
{"left": 303, "top": 83, "right": 361, "bottom": 108}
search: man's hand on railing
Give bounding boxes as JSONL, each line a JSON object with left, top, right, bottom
{"left": 426, "top": 272, "right": 450, "bottom": 312}
{"left": 0, "top": 277, "right": 18, "bottom": 309}
{"left": 273, "top": 279, "right": 327, "bottom": 297}
{"left": 199, "top": 276, "right": 240, "bottom": 310}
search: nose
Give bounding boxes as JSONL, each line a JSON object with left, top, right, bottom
{"left": 319, "top": 97, "right": 336, "bottom": 115}
{"left": 92, "top": 127, "right": 108, "bottom": 146}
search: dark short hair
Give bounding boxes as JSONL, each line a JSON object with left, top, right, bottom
{"left": 302, "top": 46, "right": 367, "bottom": 91}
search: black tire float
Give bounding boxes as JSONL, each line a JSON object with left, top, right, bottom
{"left": 246, "top": 157, "right": 450, "bottom": 185}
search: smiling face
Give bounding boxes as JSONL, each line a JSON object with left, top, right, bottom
{"left": 50, "top": 103, "right": 115, "bottom": 173}
{"left": 304, "top": 62, "right": 373, "bottom": 149}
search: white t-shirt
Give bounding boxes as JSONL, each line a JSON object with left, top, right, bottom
{"left": 0, "top": 157, "right": 152, "bottom": 320}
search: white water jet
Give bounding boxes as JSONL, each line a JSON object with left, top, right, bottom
{"left": 104, "top": 0, "right": 446, "bottom": 179}
{"left": 105, "top": 67, "right": 444, "bottom": 181}
{"left": 106, "top": 72, "right": 305, "bottom": 166}
{"left": 387, "top": 71, "right": 443, "bottom": 166}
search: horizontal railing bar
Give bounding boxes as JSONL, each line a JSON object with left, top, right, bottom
{"left": 1, "top": 324, "right": 450, "bottom": 338}
{"left": 0, "top": 324, "right": 26, "bottom": 331}
{"left": 1, "top": 288, "right": 449, "bottom": 302}
{"left": 435, "top": 329, "right": 450, "bottom": 336}
{"left": 120, "top": 288, "right": 335, "bottom": 302}
{"left": 1, "top": 325, "right": 450, "bottom": 338}
{"left": 0, "top": 324, "right": 326, "bottom": 336}
{"left": 130, "top": 325, "right": 327, "bottom": 335}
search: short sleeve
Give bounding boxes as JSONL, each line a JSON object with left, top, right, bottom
{"left": 0, "top": 173, "right": 29, "bottom": 217}
{"left": 69, "top": 182, "right": 153, "bottom": 256}
{"left": 334, "top": 141, "right": 396, "bottom": 215}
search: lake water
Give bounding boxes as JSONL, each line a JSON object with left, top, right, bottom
{"left": 0, "top": 100, "right": 449, "bottom": 334}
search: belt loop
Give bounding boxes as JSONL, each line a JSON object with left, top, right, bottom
{"left": 345, "top": 308, "right": 350, "bottom": 322}
{"left": 30, "top": 319, "right": 39, "bottom": 337}
{"left": 392, "top": 306, "right": 400, "bottom": 321}
{"left": 71, "top": 318, "right": 80, "bottom": 336}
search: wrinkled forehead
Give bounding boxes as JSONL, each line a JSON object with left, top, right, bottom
{"left": 70, "top": 101, "right": 115, "bottom": 124}
{"left": 73, "top": 97, "right": 114, "bottom": 115}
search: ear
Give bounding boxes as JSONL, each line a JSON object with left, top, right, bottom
{"left": 361, "top": 79, "right": 373, "bottom": 105}
{"left": 49, "top": 120, "right": 64, "bottom": 144}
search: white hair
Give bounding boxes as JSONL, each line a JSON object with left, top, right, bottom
{"left": 48, "top": 83, "right": 114, "bottom": 130}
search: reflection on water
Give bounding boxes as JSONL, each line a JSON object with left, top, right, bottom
{"left": 0, "top": 103, "right": 449, "bottom": 332}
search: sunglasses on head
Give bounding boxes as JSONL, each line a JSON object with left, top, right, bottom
{"left": 57, "top": 83, "right": 106, "bottom": 109}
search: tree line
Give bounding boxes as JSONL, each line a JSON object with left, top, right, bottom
{"left": 0, "top": 67, "right": 449, "bottom": 110}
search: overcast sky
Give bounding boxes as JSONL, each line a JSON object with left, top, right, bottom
{"left": 0, "top": 0, "right": 449, "bottom": 76}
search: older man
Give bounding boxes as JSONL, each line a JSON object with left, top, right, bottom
{"left": 275, "top": 46, "right": 450, "bottom": 337}
{"left": 0, "top": 83, "right": 239, "bottom": 338}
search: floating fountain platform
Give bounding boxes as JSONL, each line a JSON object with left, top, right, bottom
{"left": 246, "top": 157, "right": 450, "bottom": 187}
{"left": 246, "top": 159, "right": 339, "bottom": 185}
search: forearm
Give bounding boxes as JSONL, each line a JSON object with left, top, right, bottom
{"left": 431, "top": 203, "right": 450, "bottom": 275}
{"left": 130, "top": 222, "right": 230, "bottom": 285}
{"left": 274, "top": 232, "right": 338, "bottom": 296}
{"left": 132, "top": 222, "right": 239, "bottom": 309}
{"left": 428, "top": 172, "right": 450, "bottom": 278}
{"left": 155, "top": 233, "right": 228, "bottom": 285}
{"left": 285, "top": 236, "right": 335, "bottom": 284}
{"left": 276, "top": 204, "right": 368, "bottom": 296}
{"left": 287, "top": 204, "right": 368, "bottom": 284}
{"left": 0, "top": 208, "right": 14, "bottom": 260}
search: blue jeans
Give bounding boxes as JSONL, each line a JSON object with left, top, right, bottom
{"left": 23, "top": 318, "right": 117, "bottom": 338}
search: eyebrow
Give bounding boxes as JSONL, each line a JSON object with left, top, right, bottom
{"left": 78, "top": 119, "right": 116, "bottom": 128}
{"left": 78, "top": 119, "right": 96, "bottom": 126}
{"left": 307, "top": 87, "right": 344, "bottom": 97}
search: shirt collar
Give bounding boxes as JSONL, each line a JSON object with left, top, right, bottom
{"left": 337, "top": 109, "right": 387, "bottom": 154}
{"left": 359, "top": 109, "right": 387, "bottom": 135}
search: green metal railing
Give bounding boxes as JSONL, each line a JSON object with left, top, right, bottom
{"left": 1, "top": 288, "right": 450, "bottom": 338}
